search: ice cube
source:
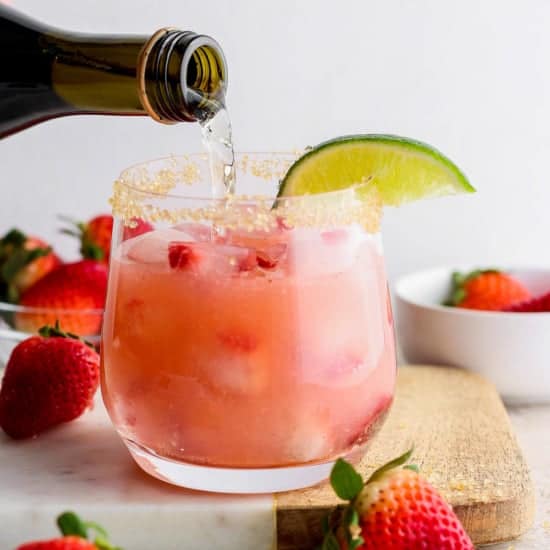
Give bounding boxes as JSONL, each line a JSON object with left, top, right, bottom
{"left": 194, "top": 329, "right": 269, "bottom": 394}
{"left": 284, "top": 415, "right": 332, "bottom": 462}
{"left": 203, "top": 355, "right": 264, "bottom": 393}
{"left": 199, "top": 332, "right": 267, "bottom": 394}
{"left": 318, "top": 354, "right": 373, "bottom": 388}
{"left": 287, "top": 226, "right": 364, "bottom": 277}
{"left": 172, "top": 222, "right": 213, "bottom": 242}
{"left": 125, "top": 229, "right": 187, "bottom": 264}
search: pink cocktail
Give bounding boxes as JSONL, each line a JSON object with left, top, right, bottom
{"left": 102, "top": 154, "right": 396, "bottom": 493}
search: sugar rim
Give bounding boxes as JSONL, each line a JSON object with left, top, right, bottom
{"left": 110, "top": 152, "right": 383, "bottom": 232}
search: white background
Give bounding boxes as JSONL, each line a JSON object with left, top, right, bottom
{"left": 1, "top": 0, "right": 549, "bottom": 280}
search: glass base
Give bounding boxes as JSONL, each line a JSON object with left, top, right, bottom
{"left": 125, "top": 438, "right": 358, "bottom": 493}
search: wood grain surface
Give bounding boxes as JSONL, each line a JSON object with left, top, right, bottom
{"left": 276, "top": 366, "right": 535, "bottom": 549}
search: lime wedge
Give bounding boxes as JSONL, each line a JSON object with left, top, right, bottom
{"left": 278, "top": 134, "right": 474, "bottom": 205}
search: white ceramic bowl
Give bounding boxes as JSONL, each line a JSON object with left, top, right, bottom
{"left": 395, "top": 267, "right": 550, "bottom": 404}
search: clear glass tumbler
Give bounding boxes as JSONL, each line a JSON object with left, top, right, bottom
{"left": 101, "top": 153, "right": 396, "bottom": 493}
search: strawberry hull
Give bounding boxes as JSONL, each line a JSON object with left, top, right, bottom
{"left": 102, "top": 225, "right": 396, "bottom": 470}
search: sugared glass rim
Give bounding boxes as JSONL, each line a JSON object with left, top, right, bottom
{"left": 111, "top": 152, "right": 382, "bottom": 232}
{"left": 115, "top": 151, "right": 371, "bottom": 202}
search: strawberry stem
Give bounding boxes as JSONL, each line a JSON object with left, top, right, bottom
{"left": 39, "top": 321, "right": 95, "bottom": 349}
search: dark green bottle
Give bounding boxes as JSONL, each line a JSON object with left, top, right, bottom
{"left": 0, "top": 5, "right": 228, "bottom": 138}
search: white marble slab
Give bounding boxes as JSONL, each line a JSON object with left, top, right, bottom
{"left": 0, "top": 400, "right": 275, "bottom": 549}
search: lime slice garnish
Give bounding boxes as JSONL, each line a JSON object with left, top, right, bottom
{"left": 278, "top": 134, "right": 474, "bottom": 205}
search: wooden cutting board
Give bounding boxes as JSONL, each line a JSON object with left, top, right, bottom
{"left": 276, "top": 366, "right": 535, "bottom": 549}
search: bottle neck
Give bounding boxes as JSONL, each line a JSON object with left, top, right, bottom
{"left": 49, "top": 28, "right": 227, "bottom": 123}
{"left": 139, "top": 29, "right": 227, "bottom": 123}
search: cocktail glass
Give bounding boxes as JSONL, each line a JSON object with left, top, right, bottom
{"left": 101, "top": 153, "right": 396, "bottom": 493}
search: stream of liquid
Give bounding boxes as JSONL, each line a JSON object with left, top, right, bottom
{"left": 200, "top": 107, "right": 236, "bottom": 199}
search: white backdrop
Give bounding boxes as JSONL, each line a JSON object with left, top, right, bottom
{"left": 1, "top": 0, "right": 549, "bottom": 280}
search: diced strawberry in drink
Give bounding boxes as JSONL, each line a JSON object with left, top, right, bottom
{"left": 276, "top": 216, "right": 292, "bottom": 231}
{"left": 169, "top": 242, "right": 198, "bottom": 269}
{"left": 257, "top": 254, "right": 277, "bottom": 269}
{"left": 218, "top": 331, "right": 258, "bottom": 353}
{"left": 256, "top": 243, "right": 287, "bottom": 270}
{"left": 237, "top": 251, "right": 259, "bottom": 272}
{"left": 123, "top": 218, "right": 154, "bottom": 241}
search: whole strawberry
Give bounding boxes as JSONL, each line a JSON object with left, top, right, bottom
{"left": 323, "top": 449, "right": 473, "bottom": 550}
{"left": 16, "top": 260, "right": 107, "bottom": 335}
{"left": 444, "top": 269, "right": 531, "bottom": 311}
{"left": 16, "top": 510, "right": 121, "bottom": 550}
{"left": 0, "top": 228, "right": 61, "bottom": 303}
{"left": 0, "top": 323, "right": 99, "bottom": 439}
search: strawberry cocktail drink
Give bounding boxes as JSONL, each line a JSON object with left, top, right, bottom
{"left": 102, "top": 153, "right": 396, "bottom": 492}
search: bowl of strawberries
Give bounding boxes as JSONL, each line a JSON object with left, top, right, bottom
{"left": 0, "top": 215, "right": 113, "bottom": 366}
{"left": 395, "top": 266, "right": 550, "bottom": 403}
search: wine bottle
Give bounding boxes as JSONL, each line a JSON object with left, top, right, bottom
{"left": 0, "top": 5, "right": 227, "bottom": 139}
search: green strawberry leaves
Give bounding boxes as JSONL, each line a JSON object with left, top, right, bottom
{"left": 57, "top": 511, "right": 88, "bottom": 538}
{"left": 57, "top": 511, "right": 123, "bottom": 550}
{"left": 330, "top": 458, "right": 363, "bottom": 500}
{"left": 81, "top": 239, "right": 106, "bottom": 261}
{"left": 0, "top": 227, "right": 51, "bottom": 303}
{"left": 0, "top": 228, "right": 26, "bottom": 249}
{"left": 366, "top": 447, "right": 415, "bottom": 484}
{"left": 59, "top": 214, "right": 105, "bottom": 261}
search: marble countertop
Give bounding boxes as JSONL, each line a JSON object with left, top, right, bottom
{"left": 0, "top": 399, "right": 548, "bottom": 549}
{"left": 487, "top": 404, "right": 550, "bottom": 549}
{"left": 0, "top": 402, "right": 275, "bottom": 549}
